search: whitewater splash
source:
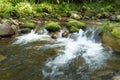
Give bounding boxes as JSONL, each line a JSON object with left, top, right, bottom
{"left": 13, "top": 29, "right": 50, "bottom": 45}
{"left": 42, "top": 28, "right": 112, "bottom": 79}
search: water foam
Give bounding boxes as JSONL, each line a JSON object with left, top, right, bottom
{"left": 13, "top": 29, "right": 50, "bottom": 45}
{"left": 42, "top": 28, "right": 112, "bottom": 78}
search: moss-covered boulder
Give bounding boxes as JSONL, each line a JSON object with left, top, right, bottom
{"left": 25, "top": 21, "right": 35, "bottom": 29}
{"left": 102, "top": 32, "right": 120, "bottom": 52}
{"left": 66, "top": 19, "right": 86, "bottom": 29}
{"left": 116, "top": 15, "right": 120, "bottom": 22}
{"left": 45, "top": 21, "right": 61, "bottom": 32}
{"left": 70, "top": 26, "right": 79, "bottom": 33}
{"left": 111, "top": 27, "right": 120, "bottom": 38}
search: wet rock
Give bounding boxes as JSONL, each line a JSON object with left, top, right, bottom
{"left": 113, "top": 76, "right": 120, "bottom": 80}
{"left": 111, "top": 27, "right": 120, "bottom": 38}
{"left": 62, "top": 31, "right": 69, "bottom": 38}
{"left": 109, "top": 15, "right": 117, "bottom": 21}
{"left": 0, "top": 54, "right": 6, "bottom": 62}
{"left": 70, "top": 11, "right": 82, "bottom": 20}
{"left": 51, "top": 32, "right": 59, "bottom": 39}
{"left": 20, "top": 28, "right": 31, "bottom": 34}
{"left": 0, "top": 23, "right": 18, "bottom": 37}
{"left": 42, "top": 36, "right": 51, "bottom": 41}
{"left": 95, "top": 69, "right": 114, "bottom": 77}
{"left": 102, "top": 32, "right": 120, "bottom": 52}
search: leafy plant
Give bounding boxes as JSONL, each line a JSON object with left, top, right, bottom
{"left": 15, "top": 2, "right": 36, "bottom": 17}
{"left": 0, "top": 0, "right": 13, "bottom": 17}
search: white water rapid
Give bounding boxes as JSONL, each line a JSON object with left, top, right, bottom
{"left": 13, "top": 28, "right": 112, "bottom": 80}
{"left": 42, "top": 28, "right": 112, "bottom": 79}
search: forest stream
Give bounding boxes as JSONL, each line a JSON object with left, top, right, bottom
{"left": 0, "top": 22, "right": 120, "bottom": 80}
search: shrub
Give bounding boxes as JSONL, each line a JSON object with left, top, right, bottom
{"left": 0, "top": 0, "right": 13, "bottom": 17}
{"left": 15, "top": 2, "right": 36, "bottom": 17}
{"left": 33, "top": 3, "right": 53, "bottom": 13}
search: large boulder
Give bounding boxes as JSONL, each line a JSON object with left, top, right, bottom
{"left": 0, "top": 23, "right": 18, "bottom": 37}
{"left": 102, "top": 32, "right": 120, "bottom": 52}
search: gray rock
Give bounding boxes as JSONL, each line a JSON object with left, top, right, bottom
{"left": 0, "top": 23, "right": 17, "bottom": 37}
{"left": 109, "top": 15, "right": 117, "bottom": 21}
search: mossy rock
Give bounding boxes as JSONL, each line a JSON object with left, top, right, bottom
{"left": 116, "top": 15, "right": 120, "bottom": 22}
{"left": 70, "top": 26, "right": 79, "bottom": 33}
{"left": 84, "top": 10, "right": 95, "bottom": 18}
{"left": 66, "top": 19, "right": 86, "bottom": 29}
{"left": 25, "top": 21, "right": 35, "bottom": 29}
{"left": 102, "top": 12, "right": 110, "bottom": 18}
{"left": 111, "top": 27, "right": 120, "bottom": 38}
{"left": 0, "top": 54, "right": 6, "bottom": 62}
{"left": 45, "top": 21, "right": 61, "bottom": 32}
{"left": 102, "top": 32, "right": 120, "bottom": 52}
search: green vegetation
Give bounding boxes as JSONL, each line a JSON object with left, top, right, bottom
{"left": 45, "top": 21, "right": 61, "bottom": 32}
{"left": 70, "top": 26, "right": 79, "bottom": 33}
{"left": 15, "top": 2, "right": 36, "bottom": 17}
{"left": 25, "top": 21, "right": 35, "bottom": 29}
{"left": 111, "top": 27, "right": 120, "bottom": 38}
{"left": 64, "top": 19, "right": 86, "bottom": 33}
{"left": 101, "top": 21, "right": 118, "bottom": 32}
{"left": 0, "top": 0, "right": 13, "bottom": 18}
{"left": 116, "top": 15, "right": 120, "bottom": 22}
{"left": 0, "top": 0, "right": 119, "bottom": 18}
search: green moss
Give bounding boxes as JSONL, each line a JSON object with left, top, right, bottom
{"left": 101, "top": 21, "right": 118, "bottom": 32}
{"left": 45, "top": 21, "right": 61, "bottom": 32}
{"left": 70, "top": 26, "right": 79, "bottom": 33}
{"left": 111, "top": 27, "right": 120, "bottom": 38}
{"left": 116, "top": 15, "right": 120, "bottom": 22}
{"left": 66, "top": 19, "right": 86, "bottom": 29}
{"left": 25, "top": 21, "right": 35, "bottom": 29}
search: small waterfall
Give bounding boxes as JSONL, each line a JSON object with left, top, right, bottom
{"left": 42, "top": 28, "right": 112, "bottom": 80}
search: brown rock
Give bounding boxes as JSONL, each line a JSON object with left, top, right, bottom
{"left": 102, "top": 32, "right": 120, "bottom": 52}
{"left": 51, "top": 32, "right": 59, "bottom": 39}
{"left": 0, "top": 23, "right": 18, "bottom": 37}
{"left": 62, "top": 31, "right": 69, "bottom": 38}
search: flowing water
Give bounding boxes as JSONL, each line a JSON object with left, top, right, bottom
{"left": 0, "top": 27, "right": 120, "bottom": 80}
